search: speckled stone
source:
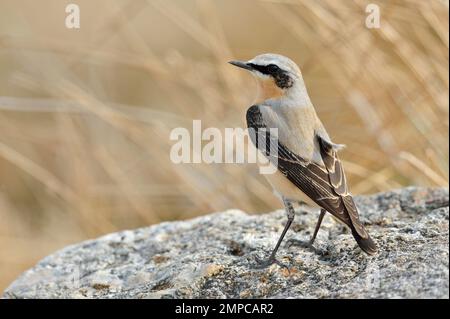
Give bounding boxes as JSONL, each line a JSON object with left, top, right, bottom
{"left": 3, "top": 187, "right": 449, "bottom": 299}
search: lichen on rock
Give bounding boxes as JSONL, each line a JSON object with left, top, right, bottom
{"left": 3, "top": 187, "right": 449, "bottom": 299}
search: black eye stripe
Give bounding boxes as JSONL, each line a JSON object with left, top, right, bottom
{"left": 248, "top": 63, "right": 279, "bottom": 75}
{"left": 248, "top": 63, "right": 294, "bottom": 89}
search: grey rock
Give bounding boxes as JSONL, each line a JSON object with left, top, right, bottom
{"left": 3, "top": 187, "right": 449, "bottom": 299}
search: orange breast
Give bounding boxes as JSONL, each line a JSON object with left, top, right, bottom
{"left": 256, "top": 78, "right": 284, "bottom": 103}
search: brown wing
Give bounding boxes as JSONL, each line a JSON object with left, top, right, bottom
{"left": 317, "top": 136, "right": 368, "bottom": 238}
{"left": 246, "top": 104, "right": 367, "bottom": 238}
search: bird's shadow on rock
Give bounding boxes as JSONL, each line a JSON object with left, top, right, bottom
{"left": 285, "top": 238, "right": 328, "bottom": 257}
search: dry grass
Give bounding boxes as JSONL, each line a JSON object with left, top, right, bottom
{"left": 0, "top": 0, "right": 448, "bottom": 291}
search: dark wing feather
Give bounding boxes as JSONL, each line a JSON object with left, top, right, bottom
{"left": 318, "top": 137, "right": 347, "bottom": 195}
{"left": 341, "top": 195, "right": 368, "bottom": 238}
{"left": 317, "top": 136, "right": 368, "bottom": 238}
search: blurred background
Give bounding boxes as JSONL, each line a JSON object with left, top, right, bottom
{"left": 0, "top": 0, "right": 448, "bottom": 291}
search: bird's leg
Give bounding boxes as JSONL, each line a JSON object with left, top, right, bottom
{"left": 255, "top": 197, "right": 294, "bottom": 268}
{"left": 309, "top": 209, "right": 326, "bottom": 246}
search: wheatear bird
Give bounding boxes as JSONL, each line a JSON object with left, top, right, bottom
{"left": 229, "top": 53, "right": 377, "bottom": 266}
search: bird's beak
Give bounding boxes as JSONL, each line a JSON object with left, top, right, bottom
{"left": 228, "top": 60, "right": 253, "bottom": 71}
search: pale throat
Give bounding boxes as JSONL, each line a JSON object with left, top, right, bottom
{"left": 253, "top": 77, "right": 312, "bottom": 108}
{"left": 253, "top": 77, "right": 285, "bottom": 105}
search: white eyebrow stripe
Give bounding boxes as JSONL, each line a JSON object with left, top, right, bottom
{"left": 248, "top": 59, "right": 279, "bottom": 67}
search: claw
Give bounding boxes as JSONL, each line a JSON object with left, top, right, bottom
{"left": 286, "top": 239, "right": 321, "bottom": 254}
{"left": 254, "top": 255, "right": 275, "bottom": 268}
{"left": 254, "top": 255, "right": 290, "bottom": 271}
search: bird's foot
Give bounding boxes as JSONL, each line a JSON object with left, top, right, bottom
{"left": 286, "top": 239, "right": 321, "bottom": 254}
{"left": 253, "top": 254, "right": 289, "bottom": 271}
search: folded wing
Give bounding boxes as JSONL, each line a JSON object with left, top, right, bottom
{"left": 246, "top": 104, "right": 368, "bottom": 238}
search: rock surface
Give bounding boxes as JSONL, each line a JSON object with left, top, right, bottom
{"left": 3, "top": 187, "right": 449, "bottom": 299}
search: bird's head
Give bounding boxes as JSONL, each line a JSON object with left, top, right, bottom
{"left": 229, "top": 53, "right": 306, "bottom": 105}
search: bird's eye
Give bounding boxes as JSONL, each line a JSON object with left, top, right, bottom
{"left": 247, "top": 63, "right": 281, "bottom": 75}
{"left": 266, "top": 64, "right": 280, "bottom": 72}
